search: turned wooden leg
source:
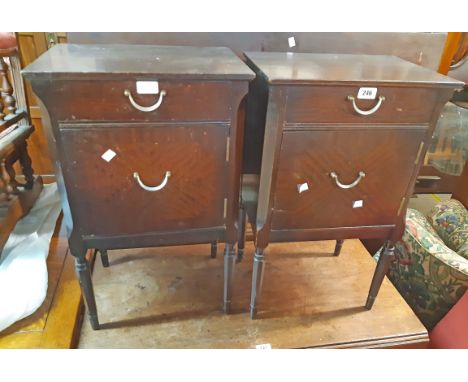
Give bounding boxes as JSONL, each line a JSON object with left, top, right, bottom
{"left": 5, "top": 155, "right": 19, "bottom": 191}
{"left": 223, "top": 243, "right": 236, "bottom": 313}
{"left": 0, "top": 57, "right": 16, "bottom": 115}
{"left": 1, "top": 158, "right": 14, "bottom": 200}
{"left": 365, "top": 242, "right": 394, "bottom": 310}
{"left": 0, "top": 71, "right": 4, "bottom": 120}
{"left": 237, "top": 203, "right": 247, "bottom": 263}
{"left": 334, "top": 239, "right": 344, "bottom": 256}
{"left": 17, "top": 141, "right": 34, "bottom": 190}
{"left": 210, "top": 241, "right": 217, "bottom": 258}
{"left": 250, "top": 247, "right": 265, "bottom": 319}
{"left": 99, "top": 249, "right": 109, "bottom": 268}
{"left": 75, "top": 256, "right": 100, "bottom": 330}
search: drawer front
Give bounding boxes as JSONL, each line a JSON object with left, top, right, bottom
{"left": 52, "top": 80, "right": 233, "bottom": 122}
{"left": 285, "top": 85, "right": 439, "bottom": 124}
{"left": 59, "top": 124, "right": 228, "bottom": 236}
{"left": 271, "top": 128, "right": 426, "bottom": 230}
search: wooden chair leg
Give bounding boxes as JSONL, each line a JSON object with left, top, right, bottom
{"left": 17, "top": 141, "right": 34, "bottom": 189}
{"left": 99, "top": 249, "right": 109, "bottom": 268}
{"left": 0, "top": 71, "right": 4, "bottom": 120}
{"left": 365, "top": 242, "right": 394, "bottom": 310}
{"left": 250, "top": 247, "right": 266, "bottom": 319}
{"left": 0, "top": 57, "right": 16, "bottom": 116}
{"left": 223, "top": 243, "right": 236, "bottom": 313}
{"left": 210, "top": 241, "right": 217, "bottom": 258}
{"left": 75, "top": 256, "right": 100, "bottom": 330}
{"left": 0, "top": 158, "right": 14, "bottom": 200}
{"left": 237, "top": 203, "right": 247, "bottom": 262}
{"left": 334, "top": 239, "right": 344, "bottom": 256}
{"left": 5, "top": 154, "right": 20, "bottom": 191}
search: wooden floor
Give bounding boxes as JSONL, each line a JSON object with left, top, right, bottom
{"left": 0, "top": 215, "right": 83, "bottom": 348}
{"left": 78, "top": 238, "right": 428, "bottom": 348}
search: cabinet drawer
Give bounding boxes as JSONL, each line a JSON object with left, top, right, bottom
{"left": 271, "top": 128, "right": 426, "bottom": 230}
{"left": 59, "top": 123, "right": 228, "bottom": 236}
{"left": 285, "top": 85, "right": 439, "bottom": 124}
{"left": 52, "top": 80, "right": 233, "bottom": 122}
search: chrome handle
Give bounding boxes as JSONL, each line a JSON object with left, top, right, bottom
{"left": 416, "top": 175, "right": 441, "bottom": 184}
{"left": 124, "top": 89, "right": 166, "bottom": 112}
{"left": 133, "top": 171, "right": 171, "bottom": 192}
{"left": 347, "top": 95, "right": 385, "bottom": 116}
{"left": 330, "top": 171, "right": 366, "bottom": 189}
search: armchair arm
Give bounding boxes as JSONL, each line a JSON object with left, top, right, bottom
{"left": 427, "top": 199, "right": 468, "bottom": 259}
{"left": 387, "top": 208, "right": 468, "bottom": 330}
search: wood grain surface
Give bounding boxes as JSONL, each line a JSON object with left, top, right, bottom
{"left": 244, "top": 52, "right": 461, "bottom": 86}
{"left": 22, "top": 44, "right": 255, "bottom": 81}
{"left": 59, "top": 123, "right": 229, "bottom": 237}
{"left": 78, "top": 238, "right": 428, "bottom": 348}
{"left": 271, "top": 128, "right": 426, "bottom": 230}
{"left": 67, "top": 32, "right": 448, "bottom": 72}
{"left": 49, "top": 81, "right": 234, "bottom": 122}
{"left": 284, "top": 85, "right": 439, "bottom": 124}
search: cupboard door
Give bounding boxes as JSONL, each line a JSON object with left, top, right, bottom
{"left": 271, "top": 128, "right": 426, "bottom": 230}
{"left": 59, "top": 123, "right": 229, "bottom": 236}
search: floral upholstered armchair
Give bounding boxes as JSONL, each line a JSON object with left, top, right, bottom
{"left": 386, "top": 200, "right": 468, "bottom": 330}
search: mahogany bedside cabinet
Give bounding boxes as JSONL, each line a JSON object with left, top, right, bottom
{"left": 22, "top": 44, "right": 254, "bottom": 329}
{"left": 238, "top": 52, "right": 464, "bottom": 319}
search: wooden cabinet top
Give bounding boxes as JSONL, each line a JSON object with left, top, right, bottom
{"left": 22, "top": 44, "right": 255, "bottom": 81}
{"left": 244, "top": 52, "right": 464, "bottom": 88}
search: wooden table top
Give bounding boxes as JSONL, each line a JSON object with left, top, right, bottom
{"left": 79, "top": 238, "right": 428, "bottom": 349}
{"left": 22, "top": 44, "right": 255, "bottom": 81}
{"left": 244, "top": 52, "right": 464, "bottom": 87}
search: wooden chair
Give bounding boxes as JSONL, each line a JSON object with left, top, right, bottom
{"left": 0, "top": 32, "right": 43, "bottom": 253}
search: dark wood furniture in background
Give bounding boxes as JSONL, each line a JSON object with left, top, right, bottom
{"left": 23, "top": 44, "right": 254, "bottom": 329}
{"left": 0, "top": 32, "right": 42, "bottom": 253}
{"left": 238, "top": 52, "right": 463, "bottom": 318}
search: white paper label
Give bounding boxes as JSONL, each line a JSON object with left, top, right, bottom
{"left": 297, "top": 182, "right": 309, "bottom": 194}
{"left": 136, "top": 81, "right": 159, "bottom": 95}
{"left": 101, "top": 149, "right": 117, "bottom": 162}
{"left": 357, "top": 87, "right": 377, "bottom": 100}
{"left": 256, "top": 343, "right": 272, "bottom": 349}
{"left": 288, "top": 37, "right": 296, "bottom": 48}
{"left": 353, "top": 200, "right": 363, "bottom": 208}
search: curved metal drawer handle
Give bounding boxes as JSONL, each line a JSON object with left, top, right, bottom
{"left": 133, "top": 171, "right": 171, "bottom": 192}
{"left": 347, "top": 95, "right": 385, "bottom": 116}
{"left": 124, "top": 89, "right": 167, "bottom": 112}
{"left": 449, "top": 55, "right": 467, "bottom": 70}
{"left": 330, "top": 171, "right": 366, "bottom": 189}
